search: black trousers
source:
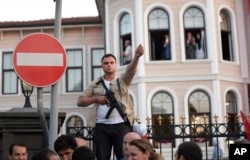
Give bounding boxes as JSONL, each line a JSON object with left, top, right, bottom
{"left": 94, "top": 123, "right": 129, "bottom": 160}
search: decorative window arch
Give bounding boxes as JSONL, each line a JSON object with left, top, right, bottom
{"left": 184, "top": 7, "right": 207, "bottom": 59}
{"left": 225, "top": 90, "right": 238, "bottom": 133}
{"left": 152, "top": 91, "right": 173, "bottom": 114}
{"left": 220, "top": 9, "right": 234, "bottom": 61}
{"left": 151, "top": 91, "right": 174, "bottom": 147}
{"left": 148, "top": 8, "right": 171, "bottom": 61}
{"left": 226, "top": 91, "right": 237, "bottom": 113}
{"left": 119, "top": 13, "right": 132, "bottom": 65}
{"left": 66, "top": 115, "right": 84, "bottom": 135}
{"left": 188, "top": 90, "right": 210, "bottom": 113}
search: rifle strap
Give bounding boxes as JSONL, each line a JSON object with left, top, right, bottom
{"left": 98, "top": 78, "right": 109, "bottom": 92}
{"left": 117, "top": 78, "right": 122, "bottom": 104}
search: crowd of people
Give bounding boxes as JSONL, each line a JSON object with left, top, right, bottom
{"left": 11, "top": 132, "right": 250, "bottom": 160}
{"left": 7, "top": 133, "right": 208, "bottom": 160}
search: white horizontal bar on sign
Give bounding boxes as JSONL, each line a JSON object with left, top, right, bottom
{"left": 16, "top": 52, "right": 63, "bottom": 66}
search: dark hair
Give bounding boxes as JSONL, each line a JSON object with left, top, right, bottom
{"left": 72, "top": 146, "right": 95, "bottom": 160}
{"left": 176, "top": 141, "right": 202, "bottom": 160}
{"left": 101, "top": 54, "right": 116, "bottom": 62}
{"left": 54, "top": 134, "right": 77, "bottom": 153}
{"left": 9, "top": 143, "right": 27, "bottom": 155}
{"left": 32, "top": 148, "right": 59, "bottom": 160}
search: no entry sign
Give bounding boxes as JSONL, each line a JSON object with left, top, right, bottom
{"left": 13, "top": 33, "right": 67, "bottom": 87}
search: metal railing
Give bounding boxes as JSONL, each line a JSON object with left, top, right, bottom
{"left": 67, "top": 114, "right": 246, "bottom": 160}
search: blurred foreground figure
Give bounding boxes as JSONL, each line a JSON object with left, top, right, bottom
{"left": 72, "top": 146, "right": 95, "bottom": 160}
{"left": 175, "top": 141, "right": 202, "bottom": 160}
{"left": 31, "top": 148, "right": 59, "bottom": 160}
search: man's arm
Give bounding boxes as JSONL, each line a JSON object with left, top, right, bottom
{"left": 130, "top": 44, "right": 144, "bottom": 67}
{"left": 77, "top": 96, "right": 97, "bottom": 107}
{"left": 77, "top": 95, "right": 109, "bottom": 107}
{"left": 123, "top": 44, "right": 144, "bottom": 85}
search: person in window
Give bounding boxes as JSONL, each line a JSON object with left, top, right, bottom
{"left": 162, "top": 34, "right": 171, "bottom": 60}
{"left": 186, "top": 32, "right": 196, "bottom": 59}
{"left": 122, "top": 40, "right": 132, "bottom": 65}
{"left": 195, "top": 30, "right": 205, "bottom": 59}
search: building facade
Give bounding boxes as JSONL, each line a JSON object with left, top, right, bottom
{"left": 0, "top": 0, "right": 250, "bottom": 158}
{"left": 96, "top": 0, "right": 250, "bottom": 155}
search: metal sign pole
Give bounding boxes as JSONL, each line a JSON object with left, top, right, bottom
{"left": 37, "top": 87, "right": 49, "bottom": 148}
{"left": 49, "top": 0, "right": 62, "bottom": 150}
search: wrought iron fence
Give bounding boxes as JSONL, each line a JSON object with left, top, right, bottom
{"left": 67, "top": 114, "right": 247, "bottom": 160}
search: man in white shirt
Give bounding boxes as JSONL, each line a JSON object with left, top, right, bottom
{"left": 77, "top": 44, "right": 144, "bottom": 160}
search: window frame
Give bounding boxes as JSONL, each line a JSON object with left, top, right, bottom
{"left": 183, "top": 7, "right": 207, "bottom": 60}
{"left": 2, "top": 51, "right": 18, "bottom": 95}
{"left": 91, "top": 48, "right": 105, "bottom": 81}
{"left": 119, "top": 13, "right": 132, "bottom": 66}
{"left": 188, "top": 90, "right": 212, "bottom": 144}
{"left": 220, "top": 9, "right": 234, "bottom": 61}
{"left": 65, "top": 49, "right": 83, "bottom": 93}
{"left": 148, "top": 8, "right": 171, "bottom": 61}
{"left": 151, "top": 91, "right": 174, "bottom": 147}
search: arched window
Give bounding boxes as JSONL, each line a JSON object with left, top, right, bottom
{"left": 66, "top": 115, "right": 84, "bottom": 135}
{"left": 120, "top": 13, "right": 132, "bottom": 65}
{"left": 148, "top": 8, "right": 171, "bottom": 61}
{"left": 220, "top": 9, "right": 234, "bottom": 61}
{"left": 189, "top": 90, "right": 210, "bottom": 113}
{"left": 225, "top": 91, "right": 238, "bottom": 133}
{"left": 151, "top": 91, "right": 174, "bottom": 147}
{"left": 188, "top": 90, "right": 211, "bottom": 143}
{"left": 184, "top": 7, "right": 207, "bottom": 59}
{"left": 226, "top": 91, "right": 237, "bottom": 113}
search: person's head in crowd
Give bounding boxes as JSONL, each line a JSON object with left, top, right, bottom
{"left": 8, "top": 143, "right": 28, "bottom": 160}
{"left": 127, "top": 139, "right": 158, "bottom": 160}
{"left": 123, "top": 132, "right": 141, "bottom": 159}
{"left": 31, "top": 148, "right": 59, "bottom": 160}
{"left": 72, "top": 146, "right": 95, "bottom": 160}
{"left": 54, "top": 134, "right": 77, "bottom": 160}
{"left": 175, "top": 141, "right": 202, "bottom": 160}
{"left": 74, "top": 137, "right": 87, "bottom": 147}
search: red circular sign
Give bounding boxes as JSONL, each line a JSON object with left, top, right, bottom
{"left": 13, "top": 33, "right": 67, "bottom": 87}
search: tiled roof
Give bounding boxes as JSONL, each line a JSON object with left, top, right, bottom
{"left": 0, "top": 16, "right": 101, "bottom": 28}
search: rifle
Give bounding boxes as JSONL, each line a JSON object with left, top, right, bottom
{"left": 105, "top": 90, "right": 127, "bottom": 121}
{"left": 97, "top": 79, "right": 128, "bottom": 122}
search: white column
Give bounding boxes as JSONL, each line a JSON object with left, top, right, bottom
{"left": 134, "top": 0, "right": 147, "bottom": 122}
{"left": 206, "top": 0, "right": 218, "bottom": 74}
{"left": 105, "top": 0, "right": 110, "bottom": 53}
{"left": 236, "top": 0, "right": 248, "bottom": 78}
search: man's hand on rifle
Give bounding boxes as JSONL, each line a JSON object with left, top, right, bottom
{"left": 95, "top": 95, "right": 110, "bottom": 105}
